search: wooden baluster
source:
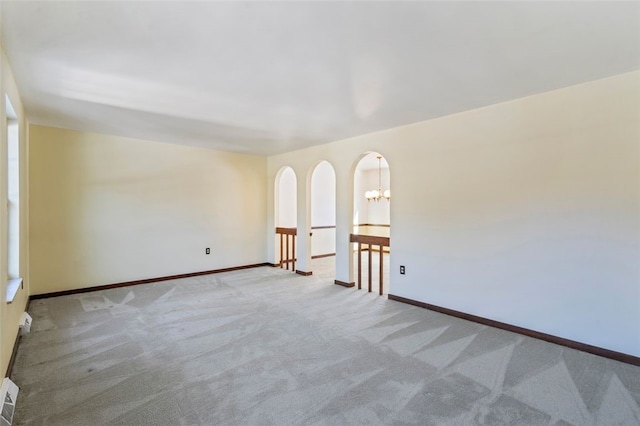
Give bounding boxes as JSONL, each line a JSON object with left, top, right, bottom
{"left": 357, "top": 242, "right": 362, "bottom": 289}
{"left": 379, "top": 245, "right": 384, "bottom": 295}
{"left": 368, "top": 244, "right": 372, "bottom": 293}
{"left": 280, "top": 233, "right": 284, "bottom": 268}
{"left": 292, "top": 234, "right": 296, "bottom": 272}
{"left": 285, "top": 234, "right": 290, "bottom": 270}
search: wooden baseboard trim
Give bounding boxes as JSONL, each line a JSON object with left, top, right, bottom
{"left": 387, "top": 294, "right": 640, "bottom": 366}
{"left": 334, "top": 280, "right": 355, "bottom": 288}
{"left": 30, "top": 263, "right": 271, "bottom": 300}
{"left": 5, "top": 331, "right": 21, "bottom": 378}
{"left": 295, "top": 270, "right": 313, "bottom": 276}
{"left": 311, "top": 253, "right": 336, "bottom": 259}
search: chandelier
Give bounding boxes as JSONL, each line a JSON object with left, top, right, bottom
{"left": 365, "top": 156, "right": 390, "bottom": 202}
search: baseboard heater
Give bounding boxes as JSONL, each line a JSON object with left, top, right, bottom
{"left": 0, "top": 378, "right": 18, "bottom": 426}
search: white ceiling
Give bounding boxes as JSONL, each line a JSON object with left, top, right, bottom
{"left": 2, "top": 1, "right": 638, "bottom": 156}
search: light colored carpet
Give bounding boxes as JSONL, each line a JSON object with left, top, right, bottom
{"left": 12, "top": 266, "right": 640, "bottom": 425}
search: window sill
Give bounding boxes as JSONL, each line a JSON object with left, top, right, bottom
{"left": 6, "top": 278, "right": 22, "bottom": 304}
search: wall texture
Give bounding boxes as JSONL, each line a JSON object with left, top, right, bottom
{"left": 29, "top": 126, "right": 267, "bottom": 295}
{"left": 267, "top": 71, "right": 640, "bottom": 357}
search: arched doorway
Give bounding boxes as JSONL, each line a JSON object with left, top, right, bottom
{"left": 275, "top": 167, "right": 297, "bottom": 270}
{"left": 352, "top": 153, "right": 391, "bottom": 294}
{"left": 310, "top": 161, "right": 336, "bottom": 280}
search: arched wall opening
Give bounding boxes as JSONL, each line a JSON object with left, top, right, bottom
{"left": 310, "top": 161, "right": 336, "bottom": 278}
{"left": 274, "top": 166, "right": 297, "bottom": 269}
{"left": 352, "top": 152, "right": 391, "bottom": 294}
{"left": 275, "top": 167, "right": 297, "bottom": 228}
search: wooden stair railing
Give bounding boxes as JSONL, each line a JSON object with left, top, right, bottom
{"left": 276, "top": 227, "right": 297, "bottom": 271}
{"left": 350, "top": 233, "right": 390, "bottom": 295}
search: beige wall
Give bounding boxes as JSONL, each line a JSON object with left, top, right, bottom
{"left": 267, "top": 71, "right": 640, "bottom": 357}
{"left": 29, "top": 126, "right": 267, "bottom": 295}
{"left": 0, "top": 40, "right": 30, "bottom": 375}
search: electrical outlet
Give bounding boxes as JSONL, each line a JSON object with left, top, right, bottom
{"left": 205, "top": 248, "right": 210, "bottom": 255}
{"left": 400, "top": 265, "right": 405, "bottom": 275}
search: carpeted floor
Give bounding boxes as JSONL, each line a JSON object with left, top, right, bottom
{"left": 12, "top": 266, "right": 640, "bottom": 425}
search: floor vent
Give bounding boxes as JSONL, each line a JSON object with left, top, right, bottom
{"left": 0, "top": 378, "right": 18, "bottom": 426}
{"left": 19, "top": 312, "right": 32, "bottom": 336}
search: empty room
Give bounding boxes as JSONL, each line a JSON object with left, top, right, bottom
{"left": 0, "top": 1, "right": 638, "bottom": 425}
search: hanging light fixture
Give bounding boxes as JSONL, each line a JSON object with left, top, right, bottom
{"left": 365, "top": 156, "right": 390, "bottom": 202}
